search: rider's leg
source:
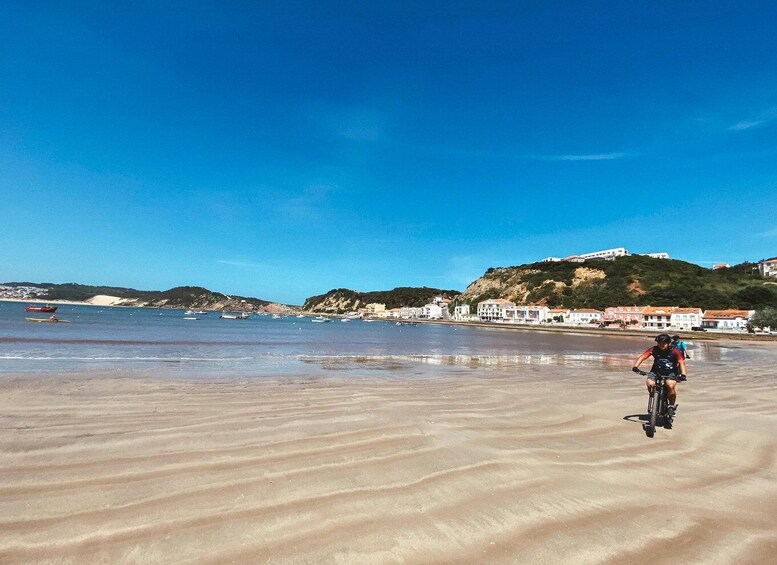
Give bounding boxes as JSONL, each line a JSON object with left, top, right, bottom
{"left": 665, "top": 379, "right": 677, "bottom": 405}
{"left": 645, "top": 376, "right": 655, "bottom": 393}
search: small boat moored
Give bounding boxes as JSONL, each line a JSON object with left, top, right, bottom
{"left": 25, "top": 304, "right": 58, "bottom": 313}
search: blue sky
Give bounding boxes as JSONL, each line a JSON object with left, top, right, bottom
{"left": 1, "top": 1, "right": 776, "bottom": 305}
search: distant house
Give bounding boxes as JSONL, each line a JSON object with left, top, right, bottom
{"left": 711, "top": 263, "right": 730, "bottom": 270}
{"left": 642, "top": 306, "right": 675, "bottom": 330}
{"left": 702, "top": 310, "right": 754, "bottom": 331}
{"left": 399, "top": 306, "right": 424, "bottom": 319}
{"left": 758, "top": 257, "right": 777, "bottom": 278}
{"left": 453, "top": 304, "right": 471, "bottom": 320}
{"left": 477, "top": 299, "right": 515, "bottom": 322}
{"left": 547, "top": 308, "right": 570, "bottom": 322}
{"left": 670, "top": 308, "right": 703, "bottom": 332}
{"left": 505, "top": 305, "right": 550, "bottom": 324}
{"left": 420, "top": 303, "right": 444, "bottom": 319}
{"left": 603, "top": 306, "right": 646, "bottom": 326}
{"left": 567, "top": 309, "right": 603, "bottom": 325}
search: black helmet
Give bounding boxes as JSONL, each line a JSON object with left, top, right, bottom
{"left": 671, "top": 335, "right": 680, "bottom": 341}
{"left": 655, "top": 333, "right": 671, "bottom": 344}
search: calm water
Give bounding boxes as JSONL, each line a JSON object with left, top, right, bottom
{"left": 0, "top": 302, "right": 732, "bottom": 377}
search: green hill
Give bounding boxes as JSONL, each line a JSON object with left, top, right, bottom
{"left": 303, "top": 287, "right": 461, "bottom": 313}
{"left": 456, "top": 256, "right": 776, "bottom": 311}
{"left": 2, "top": 282, "right": 284, "bottom": 311}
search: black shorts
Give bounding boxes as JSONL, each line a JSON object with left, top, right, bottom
{"left": 646, "top": 372, "right": 678, "bottom": 382}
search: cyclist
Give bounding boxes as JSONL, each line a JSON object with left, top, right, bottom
{"left": 632, "top": 333, "right": 687, "bottom": 417}
{"left": 671, "top": 335, "right": 689, "bottom": 359}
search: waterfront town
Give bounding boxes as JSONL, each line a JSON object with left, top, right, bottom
{"left": 361, "top": 250, "right": 777, "bottom": 334}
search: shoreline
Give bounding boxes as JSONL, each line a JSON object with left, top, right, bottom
{"left": 4, "top": 297, "right": 775, "bottom": 342}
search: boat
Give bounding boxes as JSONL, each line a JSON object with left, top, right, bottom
{"left": 272, "top": 314, "right": 281, "bottom": 319}
{"left": 184, "top": 310, "right": 195, "bottom": 315}
{"left": 194, "top": 311, "right": 208, "bottom": 315}
{"left": 183, "top": 317, "right": 198, "bottom": 320}
{"left": 26, "top": 317, "right": 70, "bottom": 323}
{"left": 311, "top": 316, "right": 331, "bottom": 323}
{"left": 396, "top": 321, "right": 418, "bottom": 327}
{"left": 25, "top": 304, "right": 58, "bottom": 313}
{"left": 220, "top": 312, "right": 250, "bottom": 319}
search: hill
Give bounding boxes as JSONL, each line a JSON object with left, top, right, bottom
{"left": 455, "top": 256, "right": 777, "bottom": 311}
{"left": 1, "top": 282, "right": 298, "bottom": 313}
{"left": 303, "top": 287, "right": 461, "bottom": 313}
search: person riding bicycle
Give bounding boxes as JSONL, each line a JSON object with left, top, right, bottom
{"left": 671, "top": 335, "right": 689, "bottom": 359}
{"left": 632, "top": 333, "right": 687, "bottom": 417}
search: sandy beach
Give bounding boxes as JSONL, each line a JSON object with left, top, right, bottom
{"left": 1, "top": 345, "right": 776, "bottom": 564}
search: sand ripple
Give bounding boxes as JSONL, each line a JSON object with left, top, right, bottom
{"left": 1, "top": 351, "right": 777, "bottom": 563}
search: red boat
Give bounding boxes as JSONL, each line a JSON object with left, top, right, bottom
{"left": 25, "top": 304, "right": 58, "bottom": 313}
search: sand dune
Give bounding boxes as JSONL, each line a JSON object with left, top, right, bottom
{"left": 1, "top": 352, "right": 776, "bottom": 563}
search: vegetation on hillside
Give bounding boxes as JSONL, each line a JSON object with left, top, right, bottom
{"left": 457, "top": 256, "right": 777, "bottom": 311}
{"left": 4, "top": 282, "right": 275, "bottom": 309}
{"left": 303, "top": 287, "right": 461, "bottom": 313}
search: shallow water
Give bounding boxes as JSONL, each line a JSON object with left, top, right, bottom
{"left": 0, "top": 302, "right": 743, "bottom": 376}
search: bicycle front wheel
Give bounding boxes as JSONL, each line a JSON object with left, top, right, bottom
{"left": 648, "top": 386, "right": 661, "bottom": 437}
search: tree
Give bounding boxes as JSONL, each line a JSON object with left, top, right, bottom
{"left": 749, "top": 307, "right": 777, "bottom": 331}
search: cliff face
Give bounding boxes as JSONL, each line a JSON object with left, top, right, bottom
{"left": 456, "top": 256, "right": 777, "bottom": 311}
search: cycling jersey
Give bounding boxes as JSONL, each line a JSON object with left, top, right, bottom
{"left": 642, "top": 346, "right": 683, "bottom": 376}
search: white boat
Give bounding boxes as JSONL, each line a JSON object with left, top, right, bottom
{"left": 184, "top": 310, "right": 195, "bottom": 315}
{"left": 272, "top": 314, "right": 281, "bottom": 319}
{"left": 311, "top": 316, "right": 331, "bottom": 323}
{"left": 183, "top": 316, "right": 198, "bottom": 320}
{"left": 296, "top": 314, "right": 305, "bottom": 318}
{"left": 194, "top": 310, "right": 208, "bottom": 315}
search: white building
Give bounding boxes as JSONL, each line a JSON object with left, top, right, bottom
{"left": 759, "top": 257, "right": 777, "bottom": 278}
{"left": 642, "top": 306, "right": 675, "bottom": 330}
{"left": 641, "top": 252, "right": 670, "bottom": 259}
{"left": 702, "top": 310, "right": 754, "bottom": 331}
{"left": 399, "top": 306, "right": 424, "bottom": 319}
{"left": 477, "top": 299, "right": 515, "bottom": 322}
{"left": 420, "top": 303, "right": 444, "bottom": 319}
{"left": 547, "top": 308, "right": 570, "bottom": 322}
{"left": 453, "top": 304, "right": 470, "bottom": 320}
{"left": 567, "top": 309, "right": 603, "bottom": 325}
{"left": 506, "top": 305, "right": 550, "bottom": 324}
{"left": 543, "top": 247, "right": 629, "bottom": 262}
{"left": 670, "top": 308, "right": 703, "bottom": 331}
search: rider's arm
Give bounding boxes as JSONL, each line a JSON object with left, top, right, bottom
{"left": 632, "top": 350, "right": 651, "bottom": 371}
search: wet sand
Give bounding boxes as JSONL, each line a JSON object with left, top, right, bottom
{"left": 1, "top": 349, "right": 776, "bottom": 563}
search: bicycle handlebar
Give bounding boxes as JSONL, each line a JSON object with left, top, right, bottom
{"left": 632, "top": 368, "right": 687, "bottom": 381}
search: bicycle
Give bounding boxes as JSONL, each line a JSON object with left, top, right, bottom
{"left": 636, "top": 370, "right": 685, "bottom": 438}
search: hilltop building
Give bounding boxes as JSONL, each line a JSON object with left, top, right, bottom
{"left": 759, "top": 257, "right": 777, "bottom": 278}
{"left": 541, "top": 247, "right": 669, "bottom": 263}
